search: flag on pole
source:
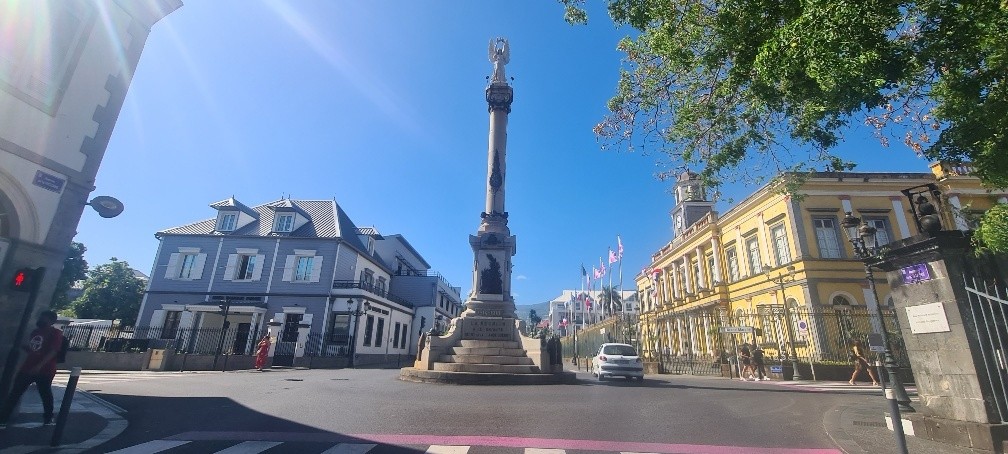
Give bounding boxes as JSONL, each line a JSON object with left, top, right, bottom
{"left": 599, "top": 257, "right": 606, "bottom": 278}
{"left": 608, "top": 247, "right": 618, "bottom": 265}
{"left": 581, "top": 264, "right": 587, "bottom": 277}
{"left": 592, "top": 266, "right": 599, "bottom": 280}
{"left": 617, "top": 235, "right": 624, "bottom": 260}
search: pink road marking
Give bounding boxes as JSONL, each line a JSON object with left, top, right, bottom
{"left": 350, "top": 433, "right": 843, "bottom": 454}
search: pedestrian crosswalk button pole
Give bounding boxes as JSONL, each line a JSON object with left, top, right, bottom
{"left": 50, "top": 367, "right": 81, "bottom": 447}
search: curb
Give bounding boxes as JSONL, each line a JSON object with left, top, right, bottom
{"left": 54, "top": 390, "right": 128, "bottom": 453}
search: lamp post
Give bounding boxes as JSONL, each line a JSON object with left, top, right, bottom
{"left": 346, "top": 298, "right": 371, "bottom": 369}
{"left": 765, "top": 265, "right": 803, "bottom": 380}
{"left": 842, "top": 212, "right": 913, "bottom": 454}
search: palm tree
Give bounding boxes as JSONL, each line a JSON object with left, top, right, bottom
{"left": 599, "top": 286, "right": 622, "bottom": 316}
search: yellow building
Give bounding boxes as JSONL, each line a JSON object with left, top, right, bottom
{"left": 634, "top": 163, "right": 1007, "bottom": 369}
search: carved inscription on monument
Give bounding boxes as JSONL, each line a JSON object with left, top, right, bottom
{"left": 461, "top": 318, "right": 513, "bottom": 341}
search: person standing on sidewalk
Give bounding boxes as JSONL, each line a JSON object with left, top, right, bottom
{"left": 0, "top": 310, "right": 64, "bottom": 428}
{"left": 752, "top": 345, "right": 767, "bottom": 381}
{"left": 738, "top": 344, "right": 754, "bottom": 381}
{"left": 254, "top": 334, "right": 271, "bottom": 371}
{"left": 848, "top": 339, "right": 879, "bottom": 386}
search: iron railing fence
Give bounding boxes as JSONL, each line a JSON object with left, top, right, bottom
{"left": 62, "top": 325, "right": 355, "bottom": 358}
{"left": 332, "top": 280, "right": 415, "bottom": 308}
{"left": 563, "top": 305, "right": 910, "bottom": 375}
{"left": 963, "top": 276, "right": 1008, "bottom": 423}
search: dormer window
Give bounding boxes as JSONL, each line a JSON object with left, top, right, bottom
{"left": 217, "top": 212, "right": 237, "bottom": 231}
{"left": 275, "top": 214, "right": 294, "bottom": 233}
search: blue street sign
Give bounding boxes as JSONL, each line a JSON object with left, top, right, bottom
{"left": 770, "top": 365, "right": 783, "bottom": 374}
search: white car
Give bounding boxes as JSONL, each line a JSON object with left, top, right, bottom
{"left": 592, "top": 343, "right": 644, "bottom": 381}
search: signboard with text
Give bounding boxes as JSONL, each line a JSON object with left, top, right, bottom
{"left": 900, "top": 263, "right": 932, "bottom": 284}
{"left": 720, "top": 326, "right": 754, "bottom": 334}
{"left": 906, "top": 302, "right": 951, "bottom": 334}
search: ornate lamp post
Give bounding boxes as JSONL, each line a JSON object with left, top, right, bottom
{"left": 765, "top": 265, "right": 803, "bottom": 380}
{"left": 841, "top": 212, "right": 912, "bottom": 454}
{"left": 346, "top": 298, "right": 371, "bottom": 368}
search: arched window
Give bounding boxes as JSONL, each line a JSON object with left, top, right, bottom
{"left": 832, "top": 295, "right": 853, "bottom": 306}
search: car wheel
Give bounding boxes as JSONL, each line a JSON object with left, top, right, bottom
{"left": 598, "top": 372, "right": 605, "bottom": 381}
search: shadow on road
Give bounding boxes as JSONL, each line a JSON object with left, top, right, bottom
{"left": 88, "top": 393, "right": 427, "bottom": 453}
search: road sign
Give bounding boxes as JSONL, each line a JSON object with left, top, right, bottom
{"left": 770, "top": 365, "right": 783, "bottom": 374}
{"left": 867, "top": 333, "right": 886, "bottom": 352}
{"left": 797, "top": 320, "right": 809, "bottom": 336}
{"left": 720, "top": 326, "right": 754, "bottom": 334}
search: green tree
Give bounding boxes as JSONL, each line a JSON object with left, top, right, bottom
{"left": 529, "top": 309, "right": 542, "bottom": 327}
{"left": 70, "top": 258, "right": 145, "bottom": 325}
{"left": 561, "top": 0, "right": 1008, "bottom": 191}
{"left": 599, "top": 286, "right": 622, "bottom": 315}
{"left": 50, "top": 241, "right": 88, "bottom": 313}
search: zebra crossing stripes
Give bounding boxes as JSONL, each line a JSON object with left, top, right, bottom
{"left": 104, "top": 439, "right": 190, "bottom": 453}
{"left": 425, "top": 446, "right": 471, "bottom": 454}
{"left": 320, "top": 443, "right": 379, "bottom": 454}
{"left": 213, "top": 441, "right": 283, "bottom": 453}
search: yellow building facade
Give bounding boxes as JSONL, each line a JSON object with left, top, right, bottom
{"left": 634, "top": 163, "right": 1008, "bottom": 366}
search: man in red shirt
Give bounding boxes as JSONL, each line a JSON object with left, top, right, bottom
{"left": 0, "top": 310, "right": 63, "bottom": 428}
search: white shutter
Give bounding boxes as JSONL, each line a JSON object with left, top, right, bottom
{"left": 223, "top": 254, "right": 238, "bottom": 281}
{"left": 192, "top": 253, "right": 207, "bottom": 279}
{"left": 282, "top": 255, "right": 295, "bottom": 282}
{"left": 252, "top": 254, "right": 266, "bottom": 281}
{"left": 309, "top": 256, "right": 324, "bottom": 282}
{"left": 149, "top": 310, "right": 166, "bottom": 329}
{"left": 165, "top": 253, "right": 180, "bottom": 279}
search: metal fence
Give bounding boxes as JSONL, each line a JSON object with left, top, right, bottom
{"left": 963, "top": 276, "right": 1008, "bottom": 423}
{"left": 61, "top": 324, "right": 350, "bottom": 358}
{"left": 563, "top": 305, "right": 909, "bottom": 376}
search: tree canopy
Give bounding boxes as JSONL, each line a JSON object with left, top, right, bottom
{"left": 50, "top": 241, "right": 87, "bottom": 313}
{"left": 561, "top": 0, "right": 1007, "bottom": 191}
{"left": 70, "top": 258, "right": 145, "bottom": 325}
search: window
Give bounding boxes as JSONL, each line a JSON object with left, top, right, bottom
{"left": 360, "top": 269, "right": 374, "bottom": 289}
{"left": 832, "top": 295, "right": 853, "bottom": 306}
{"left": 692, "top": 259, "right": 701, "bottom": 289}
{"left": 393, "top": 322, "right": 401, "bottom": 349}
{"left": 282, "top": 314, "right": 302, "bottom": 343}
{"left": 706, "top": 255, "right": 716, "bottom": 284}
{"left": 746, "top": 236, "right": 762, "bottom": 275}
{"left": 400, "top": 324, "right": 409, "bottom": 349}
{"left": 376, "top": 277, "right": 387, "bottom": 295}
{"left": 218, "top": 213, "right": 237, "bottom": 231}
{"left": 725, "top": 247, "right": 740, "bottom": 281}
{"left": 294, "top": 256, "right": 313, "bottom": 281}
{"left": 327, "top": 313, "right": 350, "bottom": 344}
{"left": 814, "top": 217, "right": 842, "bottom": 258}
{"left": 274, "top": 214, "right": 294, "bottom": 232}
{"left": 363, "top": 315, "right": 375, "bottom": 346}
{"left": 178, "top": 254, "right": 197, "bottom": 279}
{"left": 865, "top": 217, "right": 891, "bottom": 246}
{"left": 161, "top": 311, "right": 181, "bottom": 339}
{"left": 375, "top": 318, "right": 385, "bottom": 347}
{"left": 770, "top": 224, "right": 791, "bottom": 265}
{"left": 236, "top": 254, "right": 257, "bottom": 280}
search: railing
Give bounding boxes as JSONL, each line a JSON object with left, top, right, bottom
{"left": 963, "top": 276, "right": 1008, "bottom": 423}
{"left": 333, "top": 280, "right": 415, "bottom": 308}
{"left": 392, "top": 270, "right": 461, "bottom": 296}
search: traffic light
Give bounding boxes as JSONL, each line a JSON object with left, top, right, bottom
{"left": 9, "top": 267, "right": 41, "bottom": 292}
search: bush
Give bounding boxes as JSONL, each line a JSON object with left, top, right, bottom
{"left": 976, "top": 204, "right": 1008, "bottom": 254}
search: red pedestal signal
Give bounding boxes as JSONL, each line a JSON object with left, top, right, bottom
{"left": 9, "top": 268, "right": 40, "bottom": 292}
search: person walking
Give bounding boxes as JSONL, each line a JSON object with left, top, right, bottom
{"left": 254, "top": 334, "right": 271, "bottom": 371}
{"left": 848, "top": 339, "right": 879, "bottom": 386}
{"left": 752, "top": 345, "right": 767, "bottom": 381}
{"left": 0, "top": 311, "right": 64, "bottom": 429}
{"left": 738, "top": 344, "right": 754, "bottom": 381}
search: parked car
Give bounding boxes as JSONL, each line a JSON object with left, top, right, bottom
{"left": 592, "top": 343, "right": 644, "bottom": 381}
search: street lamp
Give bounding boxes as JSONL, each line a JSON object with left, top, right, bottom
{"left": 346, "top": 298, "right": 371, "bottom": 368}
{"left": 765, "top": 265, "right": 803, "bottom": 380}
{"left": 841, "top": 211, "right": 912, "bottom": 454}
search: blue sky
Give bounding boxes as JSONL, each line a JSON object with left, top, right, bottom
{"left": 76, "top": 1, "right": 928, "bottom": 305}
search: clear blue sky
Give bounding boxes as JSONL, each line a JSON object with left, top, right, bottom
{"left": 76, "top": 1, "right": 927, "bottom": 305}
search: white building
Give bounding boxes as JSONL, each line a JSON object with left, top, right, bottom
{"left": 0, "top": 0, "right": 180, "bottom": 382}
{"left": 547, "top": 289, "right": 639, "bottom": 335}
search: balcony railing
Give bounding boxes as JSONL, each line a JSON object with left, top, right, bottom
{"left": 332, "top": 280, "right": 414, "bottom": 309}
{"left": 393, "top": 269, "right": 458, "bottom": 293}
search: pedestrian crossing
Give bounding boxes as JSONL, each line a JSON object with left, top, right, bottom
{"left": 766, "top": 380, "right": 917, "bottom": 395}
{"left": 51, "top": 370, "right": 194, "bottom": 387}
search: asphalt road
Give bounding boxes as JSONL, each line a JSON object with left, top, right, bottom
{"left": 76, "top": 368, "right": 865, "bottom": 453}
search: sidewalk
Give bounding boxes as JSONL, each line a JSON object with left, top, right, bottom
{"left": 0, "top": 383, "right": 126, "bottom": 453}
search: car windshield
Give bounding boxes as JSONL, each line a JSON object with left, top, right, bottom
{"left": 602, "top": 345, "right": 637, "bottom": 356}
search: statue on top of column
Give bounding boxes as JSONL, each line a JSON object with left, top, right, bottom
{"left": 488, "top": 37, "right": 510, "bottom": 85}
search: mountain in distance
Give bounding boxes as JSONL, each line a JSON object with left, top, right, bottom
{"left": 514, "top": 301, "right": 552, "bottom": 321}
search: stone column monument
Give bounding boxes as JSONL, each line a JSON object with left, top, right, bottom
{"left": 400, "top": 39, "right": 573, "bottom": 384}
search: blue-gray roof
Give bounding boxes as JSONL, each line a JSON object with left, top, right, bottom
{"left": 158, "top": 199, "right": 370, "bottom": 252}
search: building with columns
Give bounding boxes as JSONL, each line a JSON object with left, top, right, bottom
{"left": 546, "top": 289, "right": 638, "bottom": 334}
{"left": 634, "top": 162, "right": 1007, "bottom": 362}
{"left": 136, "top": 197, "right": 461, "bottom": 366}
{"left": 0, "top": 0, "right": 180, "bottom": 385}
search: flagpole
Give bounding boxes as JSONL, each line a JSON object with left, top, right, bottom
{"left": 608, "top": 248, "right": 614, "bottom": 320}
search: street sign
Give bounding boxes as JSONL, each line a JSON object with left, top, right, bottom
{"left": 770, "top": 365, "right": 783, "bottom": 374}
{"left": 720, "top": 326, "right": 754, "bottom": 334}
{"left": 797, "top": 319, "right": 809, "bottom": 336}
{"left": 867, "top": 333, "right": 886, "bottom": 352}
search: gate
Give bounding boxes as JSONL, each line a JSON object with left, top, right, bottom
{"left": 273, "top": 341, "right": 296, "bottom": 367}
{"left": 963, "top": 276, "right": 1008, "bottom": 423}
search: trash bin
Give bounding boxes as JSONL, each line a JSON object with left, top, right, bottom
{"left": 148, "top": 349, "right": 166, "bottom": 370}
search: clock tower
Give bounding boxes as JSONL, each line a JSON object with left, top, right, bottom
{"left": 671, "top": 170, "right": 715, "bottom": 236}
